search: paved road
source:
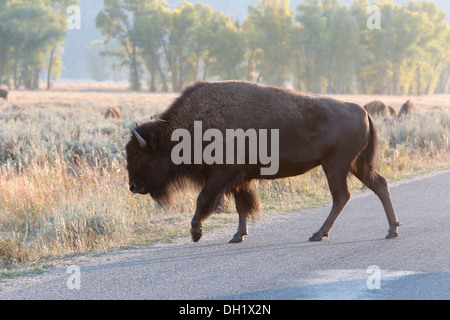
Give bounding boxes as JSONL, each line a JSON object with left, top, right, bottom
{"left": 1, "top": 170, "right": 449, "bottom": 300}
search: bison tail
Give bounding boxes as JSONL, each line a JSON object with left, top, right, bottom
{"left": 353, "top": 114, "right": 378, "bottom": 184}
{"left": 366, "top": 115, "right": 378, "bottom": 182}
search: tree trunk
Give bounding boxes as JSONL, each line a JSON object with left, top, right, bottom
{"left": 326, "top": 56, "right": 333, "bottom": 94}
{"left": 13, "top": 53, "right": 19, "bottom": 90}
{"left": 47, "top": 46, "right": 55, "bottom": 90}
{"left": 294, "top": 51, "right": 302, "bottom": 91}
{"left": 436, "top": 68, "right": 450, "bottom": 93}
{"left": 416, "top": 65, "right": 422, "bottom": 95}
{"left": 246, "top": 54, "right": 255, "bottom": 82}
{"left": 130, "top": 44, "right": 141, "bottom": 91}
{"left": 149, "top": 71, "right": 156, "bottom": 92}
{"left": 148, "top": 44, "right": 168, "bottom": 92}
{"left": 33, "top": 67, "right": 40, "bottom": 90}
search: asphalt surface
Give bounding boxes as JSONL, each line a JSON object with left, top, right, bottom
{"left": 1, "top": 170, "right": 449, "bottom": 300}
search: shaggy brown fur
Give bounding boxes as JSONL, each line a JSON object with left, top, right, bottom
{"left": 398, "top": 100, "right": 421, "bottom": 118}
{"left": 105, "top": 107, "right": 121, "bottom": 119}
{"left": 126, "top": 81, "right": 400, "bottom": 243}
{"left": 0, "top": 89, "right": 8, "bottom": 100}
{"left": 364, "top": 100, "right": 393, "bottom": 118}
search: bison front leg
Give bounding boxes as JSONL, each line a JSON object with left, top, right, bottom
{"left": 191, "top": 192, "right": 223, "bottom": 242}
{"left": 229, "top": 183, "right": 260, "bottom": 243}
{"left": 191, "top": 172, "right": 238, "bottom": 242}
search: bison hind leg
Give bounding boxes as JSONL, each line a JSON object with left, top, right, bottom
{"left": 350, "top": 160, "right": 400, "bottom": 239}
{"left": 229, "top": 183, "right": 261, "bottom": 243}
{"left": 310, "top": 160, "right": 351, "bottom": 242}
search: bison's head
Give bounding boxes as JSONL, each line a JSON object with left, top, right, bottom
{"left": 126, "top": 122, "right": 173, "bottom": 204}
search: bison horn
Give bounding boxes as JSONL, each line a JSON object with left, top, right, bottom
{"left": 133, "top": 129, "right": 147, "bottom": 149}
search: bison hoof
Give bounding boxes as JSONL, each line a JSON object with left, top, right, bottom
{"left": 309, "top": 232, "right": 329, "bottom": 242}
{"left": 191, "top": 228, "right": 203, "bottom": 242}
{"left": 228, "top": 235, "right": 245, "bottom": 244}
{"left": 385, "top": 231, "right": 399, "bottom": 239}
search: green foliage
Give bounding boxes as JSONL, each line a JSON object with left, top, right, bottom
{"left": 95, "top": 0, "right": 450, "bottom": 93}
{"left": 1, "top": 0, "right": 449, "bottom": 93}
{"left": 132, "top": 1, "right": 245, "bottom": 92}
{"left": 244, "top": 0, "right": 294, "bottom": 86}
{"left": 96, "top": 0, "right": 144, "bottom": 91}
{"left": 359, "top": 0, "right": 449, "bottom": 95}
{"left": 0, "top": 0, "right": 77, "bottom": 90}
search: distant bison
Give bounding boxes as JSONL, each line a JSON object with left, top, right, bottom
{"left": 0, "top": 89, "right": 8, "bottom": 100}
{"left": 398, "top": 100, "right": 421, "bottom": 118}
{"left": 126, "top": 81, "right": 400, "bottom": 244}
{"left": 105, "top": 107, "right": 121, "bottom": 119}
{"left": 388, "top": 105, "right": 397, "bottom": 117}
{"left": 364, "top": 100, "right": 394, "bottom": 118}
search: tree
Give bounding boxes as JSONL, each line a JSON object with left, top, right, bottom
{"left": 295, "top": 0, "right": 327, "bottom": 92}
{"left": 186, "top": 4, "right": 245, "bottom": 81}
{"left": 435, "top": 29, "right": 450, "bottom": 93}
{"left": 96, "top": 0, "right": 143, "bottom": 91}
{"left": 148, "top": 2, "right": 245, "bottom": 92}
{"left": 0, "top": 0, "right": 9, "bottom": 86}
{"left": 350, "top": 0, "right": 371, "bottom": 93}
{"left": 0, "top": 2, "right": 67, "bottom": 90}
{"left": 323, "top": 2, "right": 362, "bottom": 94}
{"left": 134, "top": 0, "right": 171, "bottom": 92}
{"left": 0, "top": 0, "right": 75, "bottom": 90}
{"left": 405, "top": 1, "right": 449, "bottom": 95}
{"left": 244, "top": 0, "right": 294, "bottom": 87}
{"left": 358, "top": 0, "right": 450, "bottom": 95}
{"left": 208, "top": 19, "right": 246, "bottom": 81}
{"left": 45, "top": 0, "right": 78, "bottom": 90}
{"left": 295, "top": 0, "right": 364, "bottom": 93}
{"left": 164, "top": 2, "right": 204, "bottom": 92}
{"left": 92, "top": 0, "right": 450, "bottom": 94}
{"left": 103, "top": 0, "right": 244, "bottom": 92}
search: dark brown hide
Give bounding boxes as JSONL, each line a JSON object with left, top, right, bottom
{"left": 398, "top": 100, "right": 421, "bottom": 118}
{"left": 126, "top": 81, "right": 400, "bottom": 243}
{"left": 105, "top": 107, "right": 121, "bottom": 119}
{"left": 0, "top": 89, "right": 8, "bottom": 100}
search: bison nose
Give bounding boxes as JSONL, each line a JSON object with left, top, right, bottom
{"left": 130, "top": 184, "right": 136, "bottom": 193}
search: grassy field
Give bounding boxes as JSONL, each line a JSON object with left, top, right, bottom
{"left": 1, "top": 83, "right": 449, "bottom": 273}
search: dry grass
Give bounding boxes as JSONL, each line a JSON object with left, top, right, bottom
{"left": 0, "top": 84, "right": 449, "bottom": 272}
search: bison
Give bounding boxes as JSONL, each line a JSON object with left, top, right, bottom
{"left": 388, "top": 105, "right": 397, "bottom": 118}
{"left": 0, "top": 89, "right": 8, "bottom": 100}
{"left": 105, "top": 107, "right": 121, "bottom": 119}
{"left": 363, "top": 100, "right": 394, "bottom": 118}
{"left": 398, "top": 100, "right": 421, "bottom": 118}
{"left": 126, "top": 81, "right": 400, "bottom": 243}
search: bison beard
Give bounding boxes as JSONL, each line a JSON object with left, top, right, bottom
{"left": 126, "top": 81, "right": 400, "bottom": 243}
